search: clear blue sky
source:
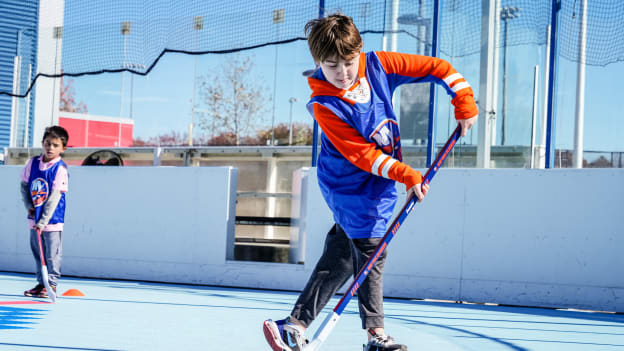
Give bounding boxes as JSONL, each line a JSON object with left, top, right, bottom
{"left": 70, "top": 41, "right": 316, "bottom": 140}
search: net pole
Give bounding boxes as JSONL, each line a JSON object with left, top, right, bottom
{"left": 573, "top": 0, "right": 587, "bottom": 168}
{"left": 426, "top": 0, "right": 440, "bottom": 167}
{"left": 545, "top": 0, "right": 559, "bottom": 169}
{"left": 311, "top": 0, "right": 325, "bottom": 167}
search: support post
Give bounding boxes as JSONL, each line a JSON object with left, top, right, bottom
{"left": 311, "top": 0, "right": 325, "bottom": 167}
{"left": 476, "top": 0, "right": 497, "bottom": 168}
{"left": 573, "top": 0, "right": 587, "bottom": 168}
{"left": 426, "top": 0, "right": 440, "bottom": 166}
{"left": 10, "top": 56, "right": 22, "bottom": 148}
{"left": 545, "top": 0, "right": 560, "bottom": 169}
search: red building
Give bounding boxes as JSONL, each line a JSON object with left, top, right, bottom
{"left": 59, "top": 112, "right": 134, "bottom": 148}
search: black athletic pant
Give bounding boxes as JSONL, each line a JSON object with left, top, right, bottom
{"left": 290, "top": 223, "right": 387, "bottom": 329}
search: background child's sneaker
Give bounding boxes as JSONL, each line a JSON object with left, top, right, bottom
{"left": 263, "top": 317, "right": 308, "bottom": 351}
{"left": 24, "top": 284, "right": 47, "bottom": 298}
{"left": 364, "top": 329, "right": 408, "bottom": 351}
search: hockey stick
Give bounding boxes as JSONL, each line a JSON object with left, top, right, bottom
{"left": 36, "top": 228, "right": 56, "bottom": 302}
{"left": 304, "top": 125, "right": 462, "bottom": 351}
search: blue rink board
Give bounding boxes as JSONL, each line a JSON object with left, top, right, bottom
{"left": 0, "top": 272, "right": 622, "bottom": 350}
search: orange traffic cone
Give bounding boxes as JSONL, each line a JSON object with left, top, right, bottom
{"left": 62, "top": 289, "right": 85, "bottom": 297}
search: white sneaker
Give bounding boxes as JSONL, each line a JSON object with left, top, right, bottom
{"left": 364, "top": 329, "right": 408, "bottom": 351}
{"left": 263, "top": 317, "right": 308, "bottom": 351}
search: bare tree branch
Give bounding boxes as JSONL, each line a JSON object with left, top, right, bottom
{"left": 198, "top": 55, "right": 269, "bottom": 145}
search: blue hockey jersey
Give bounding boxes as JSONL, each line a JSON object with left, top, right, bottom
{"left": 306, "top": 51, "right": 478, "bottom": 238}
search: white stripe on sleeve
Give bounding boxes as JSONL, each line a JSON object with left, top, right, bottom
{"left": 443, "top": 73, "right": 463, "bottom": 86}
{"left": 381, "top": 158, "right": 397, "bottom": 179}
{"left": 451, "top": 81, "right": 471, "bottom": 93}
{"left": 371, "top": 154, "right": 389, "bottom": 176}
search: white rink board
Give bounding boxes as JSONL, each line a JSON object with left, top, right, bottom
{"left": 0, "top": 166, "right": 622, "bottom": 311}
{"left": 301, "top": 168, "right": 624, "bottom": 312}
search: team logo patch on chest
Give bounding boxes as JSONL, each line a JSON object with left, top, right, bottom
{"left": 343, "top": 77, "right": 371, "bottom": 104}
{"left": 30, "top": 178, "right": 49, "bottom": 207}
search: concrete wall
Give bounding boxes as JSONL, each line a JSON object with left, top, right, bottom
{"left": 1, "top": 166, "right": 622, "bottom": 312}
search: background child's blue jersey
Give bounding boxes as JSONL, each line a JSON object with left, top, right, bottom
{"left": 28, "top": 157, "right": 67, "bottom": 225}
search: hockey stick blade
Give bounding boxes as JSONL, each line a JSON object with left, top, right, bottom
{"left": 306, "top": 312, "right": 341, "bottom": 351}
{"left": 303, "top": 125, "right": 462, "bottom": 350}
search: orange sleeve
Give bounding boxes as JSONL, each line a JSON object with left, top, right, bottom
{"left": 375, "top": 51, "right": 478, "bottom": 120}
{"left": 313, "top": 103, "right": 423, "bottom": 189}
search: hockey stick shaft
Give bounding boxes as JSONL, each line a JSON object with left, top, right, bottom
{"left": 36, "top": 229, "right": 56, "bottom": 302}
{"left": 306, "top": 126, "right": 462, "bottom": 350}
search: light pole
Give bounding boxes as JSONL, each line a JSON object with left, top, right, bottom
{"left": 271, "top": 9, "right": 284, "bottom": 146}
{"left": 124, "top": 63, "right": 146, "bottom": 119}
{"left": 288, "top": 97, "right": 297, "bottom": 145}
{"left": 500, "top": 6, "right": 520, "bottom": 145}
{"left": 190, "top": 16, "right": 204, "bottom": 146}
{"left": 120, "top": 21, "right": 131, "bottom": 118}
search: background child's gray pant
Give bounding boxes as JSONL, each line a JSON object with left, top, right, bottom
{"left": 29, "top": 229, "right": 62, "bottom": 288}
{"left": 290, "top": 223, "right": 387, "bottom": 329}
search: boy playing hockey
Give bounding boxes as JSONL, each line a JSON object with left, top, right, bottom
{"left": 264, "top": 13, "right": 477, "bottom": 351}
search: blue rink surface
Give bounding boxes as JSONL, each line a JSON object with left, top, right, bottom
{"left": 1, "top": 272, "right": 623, "bottom": 351}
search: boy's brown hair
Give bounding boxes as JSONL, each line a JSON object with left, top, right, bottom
{"left": 42, "top": 125, "right": 69, "bottom": 147}
{"left": 305, "top": 13, "right": 363, "bottom": 63}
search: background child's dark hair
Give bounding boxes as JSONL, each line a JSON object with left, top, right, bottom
{"left": 305, "top": 13, "right": 363, "bottom": 63}
{"left": 42, "top": 126, "right": 69, "bottom": 147}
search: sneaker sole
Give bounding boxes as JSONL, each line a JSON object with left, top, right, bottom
{"left": 263, "top": 320, "right": 292, "bottom": 351}
{"left": 24, "top": 292, "right": 48, "bottom": 298}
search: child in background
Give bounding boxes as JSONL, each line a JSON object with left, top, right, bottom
{"left": 21, "top": 126, "right": 69, "bottom": 298}
{"left": 263, "top": 13, "right": 477, "bottom": 351}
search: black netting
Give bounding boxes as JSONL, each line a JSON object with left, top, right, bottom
{"left": 2, "top": 0, "right": 623, "bottom": 97}
{"left": 440, "top": 0, "right": 552, "bottom": 57}
{"left": 558, "top": 0, "right": 624, "bottom": 66}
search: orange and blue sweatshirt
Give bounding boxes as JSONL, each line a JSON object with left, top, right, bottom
{"left": 306, "top": 51, "right": 478, "bottom": 238}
